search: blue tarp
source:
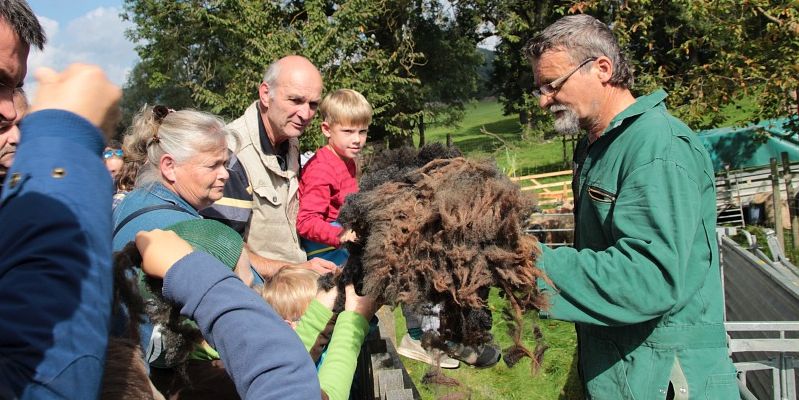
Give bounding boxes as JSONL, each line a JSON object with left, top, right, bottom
{"left": 697, "top": 117, "right": 799, "bottom": 172}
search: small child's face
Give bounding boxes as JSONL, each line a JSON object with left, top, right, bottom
{"left": 322, "top": 121, "right": 368, "bottom": 160}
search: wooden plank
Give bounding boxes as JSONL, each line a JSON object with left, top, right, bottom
{"left": 523, "top": 180, "right": 573, "bottom": 190}
{"left": 385, "top": 389, "right": 414, "bottom": 400}
{"left": 376, "top": 306, "right": 396, "bottom": 346}
{"left": 725, "top": 322, "right": 799, "bottom": 331}
{"left": 537, "top": 191, "right": 571, "bottom": 199}
{"left": 511, "top": 169, "right": 572, "bottom": 181}
{"left": 538, "top": 198, "right": 574, "bottom": 206}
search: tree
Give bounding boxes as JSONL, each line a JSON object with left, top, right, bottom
{"left": 487, "top": 0, "right": 799, "bottom": 139}
{"left": 121, "top": 0, "right": 486, "bottom": 149}
{"left": 395, "top": 0, "right": 485, "bottom": 146}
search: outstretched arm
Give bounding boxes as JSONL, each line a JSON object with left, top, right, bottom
{"left": 0, "top": 64, "right": 121, "bottom": 398}
{"left": 137, "top": 230, "right": 322, "bottom": 400}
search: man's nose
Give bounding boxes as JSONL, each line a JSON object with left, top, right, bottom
{"left": 538, "top": 93, "right": 553, "bottom": 109}
{"left": 298, "top": 103, "right": 314, "bottom": 121}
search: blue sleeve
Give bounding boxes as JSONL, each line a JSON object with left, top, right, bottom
{"left": 0, "top": 110, "right": 112, "bottom": 399}
{"left": 163, "top": 252, "right": 321, "bottom": 400}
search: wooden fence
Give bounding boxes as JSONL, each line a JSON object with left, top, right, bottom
{"left": 510, "top": 169, "right": 573, "bottom": 208}
{"left": 352, "top": 307, "right": 421, "bottom": 400}
{"left": 510, "top": 156, "right": 799, "bottom": 248}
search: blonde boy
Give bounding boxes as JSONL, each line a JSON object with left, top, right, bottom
{"left": 296, "top": 89, "right": 372, "bottom": 263}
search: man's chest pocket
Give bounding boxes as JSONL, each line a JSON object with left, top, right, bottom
{"left": 586, "top": 184, "right": 616, "bottom": 230}
{"left": 253, "top": 185, "right": 282, "bottom": 208}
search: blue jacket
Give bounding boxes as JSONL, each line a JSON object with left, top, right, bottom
{"left": 163, "top": 251, "right": 321, "bottom": 399}
{"left": 0, "top": 110, "right": 113, "bottom": 399}
{"left": 112, "top": 182, "right": 200, "bottom": 252}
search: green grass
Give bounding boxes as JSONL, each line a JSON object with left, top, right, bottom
{"left": 393, "top": 289, "right": 584, "bottom": 400}
{"left": 420, "top": 100, "right": 574, "bottom": 175}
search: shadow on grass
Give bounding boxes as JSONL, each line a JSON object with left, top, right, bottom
{"left": 559, "top": 349, "right": 585, "bottom": 399}
{"left": 442, "top": 117, "right": 523, "bottom": 153}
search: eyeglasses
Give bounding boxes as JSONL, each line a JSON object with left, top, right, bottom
{"left": 533, "top": 57, "right": 597, "bottom": 98}
{"left": 103, "top": 149, "right": 124, "bottom": 159}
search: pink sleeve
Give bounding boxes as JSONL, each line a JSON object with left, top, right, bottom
{"left": 297, "top": 161, "right": 343, "bottom": 247}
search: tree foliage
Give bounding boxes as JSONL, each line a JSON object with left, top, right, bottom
{"left": 121, "top": 0, "right": 485, "bottom": 148}
{"left": 487, "top": 0, "right": 799, "bottom": 136}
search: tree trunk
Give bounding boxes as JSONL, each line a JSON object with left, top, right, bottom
{"left": 418, "top": 114, "right": 426, "bottom": 147}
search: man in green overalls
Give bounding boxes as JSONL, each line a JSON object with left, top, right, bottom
{"left": 524, "top": 14, "right": 740, "bottom": 399}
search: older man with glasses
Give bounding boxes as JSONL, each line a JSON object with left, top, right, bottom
{"left": 524, "top": 14, "right": 738, "bottom": 400}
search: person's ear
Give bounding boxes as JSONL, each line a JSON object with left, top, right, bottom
{"left": 160, "top": 154, "right": 178, "bottom": 183}
{"left": 259, "top": 82, "right": 271, "bottom": 109}
{"left": 595, "top": 56, "right": 613, "bottom": 84}
{"left": 321, "top": 121, "right": 332, "bottom": 138}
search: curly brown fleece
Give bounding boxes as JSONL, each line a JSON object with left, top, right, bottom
{"left": 112, "top": 243, "right": 204, "bottom": 387}
{"left": 338, "top": 144, "right": 548, "bottom": 370}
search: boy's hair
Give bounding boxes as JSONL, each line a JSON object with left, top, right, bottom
{"left": 260, "top": 267, "right": 320, "bottom": 321}
{"left": 319, "top": 89, "right": 373, "bottom": 127}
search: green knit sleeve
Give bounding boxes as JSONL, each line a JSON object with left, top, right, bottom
{"left": 317, "top": 311, "right": 370, "bottom": 400}
{"left": 296, "top": 299, "right": 334, "bottom": 351}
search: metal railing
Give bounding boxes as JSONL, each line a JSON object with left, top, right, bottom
{"left": 726, "top": 322, "right": 799, "bottom": 400}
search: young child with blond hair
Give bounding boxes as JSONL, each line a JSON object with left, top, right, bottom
{"left": 259, "top": 267, "right": 376, "bottom": 400}
{"left": 259, "top": 267, "right": 319, "bottom": 329}
{"left": 296, "top": 89, "right": 371, "bottom": 265}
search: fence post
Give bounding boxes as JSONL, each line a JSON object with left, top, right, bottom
{"left": 770, "top": 158, "right": 785, "bottom": 249}
{"left": 781, "top": 152, "right": 799, "bottom": 254}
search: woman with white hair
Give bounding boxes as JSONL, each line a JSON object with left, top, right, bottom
{"left": 111, "top": 105, "right": 245, "bottom": 399}
{"left": 113, "top": 105, "right": 235, "bottom": 245}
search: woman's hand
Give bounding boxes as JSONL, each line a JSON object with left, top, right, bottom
{"left": 135, "top": 229, "right": 193, "bottom": 278}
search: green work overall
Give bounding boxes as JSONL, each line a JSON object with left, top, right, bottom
{"left": 539, "top": 90, "right": 739, "bottom": 400}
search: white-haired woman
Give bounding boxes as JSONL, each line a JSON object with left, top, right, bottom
{"left": 111, "top": 105, "right": 246, "bottom": 399}
{"left": 112, "top": 105, "right": 234, "bottom": 246}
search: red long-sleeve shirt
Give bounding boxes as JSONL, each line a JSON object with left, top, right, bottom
{"left": 297, "top": 146, "right": 358, "bottom": 247}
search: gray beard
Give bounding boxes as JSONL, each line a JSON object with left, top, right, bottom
{"left": 550, "top": 105, "right": 580, "bottom": 135}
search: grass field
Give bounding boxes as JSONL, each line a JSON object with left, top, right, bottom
{"left": 420, "top": 100, "right": 574, "bottom": 176}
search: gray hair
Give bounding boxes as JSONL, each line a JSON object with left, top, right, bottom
{"left": 262, "top": 61, "right": 281, "bottom": 99}
{"left": 122, "top": 106, "right": 238, "bottom": 187}
{"left": 0, "top": 0, "right": 46, "bottom": 50}
{"left": 524, "top": 14, "right": 633, "bottom": 89}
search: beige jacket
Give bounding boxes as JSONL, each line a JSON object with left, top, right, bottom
{"left": 228, "top": 101, "right": 306, "bottom": 263}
